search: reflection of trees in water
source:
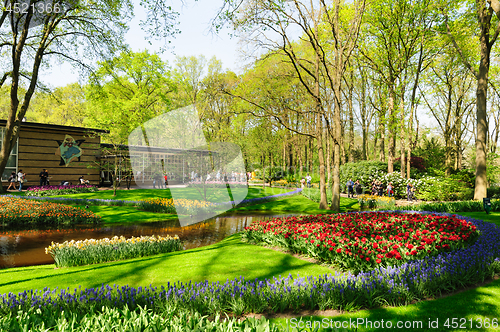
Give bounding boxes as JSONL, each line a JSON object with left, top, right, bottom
{"left": 0, "top": 214, "right": 301, "bottom": 268}
{"left": 0, "top": 235, "right": 18, "bottom": 268}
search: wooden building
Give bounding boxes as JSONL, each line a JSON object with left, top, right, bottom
{"left": 0, "top": 121, "right": 107, "bottom": 186}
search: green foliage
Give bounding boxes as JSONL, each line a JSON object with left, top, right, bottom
{"left": 85, "top": 50, "right": 176, "bottom": 144}
{"left": 339, "top": 161, "right": 389, "bottom": 192}
{"left": 46, "top": 235, "right": 182, "bottom": 268}
{"left": 413, "top": 137, "right": 446, "bottom": 170}
{"left": 387, "top": 199, "right": 500, "bottom": 213}
{"left": 0, "top": 306, "right": 280, "bottom": 332}
{"left": 488, "top": 185, "right": 500, "bottom": 199}
{"left": 418, "top": 169, "right": 474, "bottom": 201}
{"left": 26, "top": 83, "right": 87, "bottom": 127}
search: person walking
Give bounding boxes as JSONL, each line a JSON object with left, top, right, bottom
{"left": 17, "top": 170, "right": 25, "bottom": 192}
{"left": 387, "top": 182, "right": 394, "bottom": 197}
{"left": 7, "top": 171, "right": 16, "bottom": 191}
{"left": 306, "top": 174, "right": 312, "bottom": 188}
{"left": 407, "top": 183, "right": 414, "bottom": 202}
{"left": 355, "top": 180, "right": 362, "bottom": 196}
{"left": 377, "top": 181, "right": 384, "bottom": 196}
{"left": 346, "top": 178, "right": 354, "bottom": 198}
{"left": 300, "top": 177, "right": 306, "bottom": 189}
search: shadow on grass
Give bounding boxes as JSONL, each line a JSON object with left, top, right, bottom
{"left": 315, "top": 277, "right": 500, "bottom": 332}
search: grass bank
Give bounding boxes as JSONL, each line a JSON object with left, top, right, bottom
{"left": 0, "top": 234, "right": 333, "bottom": 295}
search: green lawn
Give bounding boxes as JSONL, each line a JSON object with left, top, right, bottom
{"left": 75, "top": 205, "right": 179, "bottom": 224}
{"left": 50, "top": 186, "right": 290, "bottom": 202}
{"left": 0, "top": 234, "right": 333, "bottom": 295}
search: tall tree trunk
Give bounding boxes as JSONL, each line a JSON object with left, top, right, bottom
{"left": 348, "top": 71, "right": 354, "bottom": 163}
{"left": 388, "top": 82, "right": 396, "bottom": 173}
{"left": 475, "top": 48, "right": 489, "bottom": 199}
{"left": 326, "top": 130, "right": 331, "bottom": 186}
{"left": 399, "top": 92, "right": 406, "bottom": 177}
{"left": 360, "top": 72, "right": 368, "bottom": 160}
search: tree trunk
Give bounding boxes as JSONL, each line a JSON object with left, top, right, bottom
{"left": 399, "top": 92, "right": 406, "bottom": 177}
{"left": 348, "top": 71, "right": 354, "bottom": 163}
{"left": 360, "top": 72, "right": 368, "bottom": 160}
{"left": 474, "top": 44, "right": 489, "bottom": 200}
{"left": 387, "top": 83, "right": 396, "bottom": 173}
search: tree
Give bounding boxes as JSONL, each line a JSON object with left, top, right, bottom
{"left": 217, "top": 0, "right": 366, "bottom": 211}
{"left": 27, "top": 83, "right": 86, "bottom": 126}
{"left": 359, "top": 0, "right": 438, "bottom": 175}
{"left": 443, "top": 0, "right": 500, "bottom": 199}
{"left": 0, "top": 0, "right": 180, "bottom": 192}
{"left": 84, "top": 50, "right": 176, "bottom": 195}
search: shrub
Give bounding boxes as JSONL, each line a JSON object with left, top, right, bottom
{"left": 0, "top": 196, "right": 101, "bottom": 227}
{"left": 386, "top": 199, "right": 500, "bottom": 213}
{"left": 488, "top": 185, "right": 500, "bottom": 199}
{"left": 46, "top": 235, "right": 182, "bottom": 267}
{"left": 417, "top": 169, "right": 474, "bottom": 201}
{"left": 339, "top": 161, "right": 389, "bottom": 192}
{"left": 26, "top": 185, "right": 99, "bottom": 197}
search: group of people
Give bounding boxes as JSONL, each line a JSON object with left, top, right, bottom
{"left": 370, "top": 180, "right": 393, "bottom": 197}
{"left": 345, "top": 179, "right": 417, "bottom": 202}
{"left": 346, "top": 179, "right": 363, "bottom": 198}
{"left": 300, "top": 174, "right": 313, "bottom": 188}
{"left": 152, "top": 173, "right": 168, "bottom": 189}
{"left": 6, "top": 170, "right": 26, "bottom": 192}
{"left": 6, "top": 168, "right": 94, "bottom": 191}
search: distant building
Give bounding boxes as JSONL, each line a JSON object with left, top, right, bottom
{"left": 0, "top": 121, "right": 106, "bottom": 186}
{"left": 0, "top": 121, "right": 219, "bottom": 188}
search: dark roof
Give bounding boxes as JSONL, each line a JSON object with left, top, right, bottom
{"left": 0, "top": 120, "right": 109, "bottom": 134}
{"left": 100, "top": 143, "right": 213, "bottom": 155}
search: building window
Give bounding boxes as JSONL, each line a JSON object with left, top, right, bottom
{"left": 0, "top": 128, "right": 18, "bottom": 181}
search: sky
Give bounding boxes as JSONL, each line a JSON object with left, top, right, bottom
{"left": 40, "top": 0, "right": 243, "bottom": 87}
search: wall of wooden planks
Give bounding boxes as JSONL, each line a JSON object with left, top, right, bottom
{"left": 14, "top": 124, "right": 102, "bottom": 186}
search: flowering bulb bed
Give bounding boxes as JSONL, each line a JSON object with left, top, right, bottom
{"left": 26, "top": 184, "right": 99, "bottom": 197}
{"left": 1, "top": 213, "right": 500, "bottom": 319}
{"left": 357, "top": 194, "right": 395, "bottom": 209}
{"left": 45, "top": 235, "right": 182, "bottom": 267}
{"left": 0, "top": 196, "right": 101, "bottom": 227}
{"left": 138, "top": 198, "right": 217, "bottom": 215}
{"left": 243, "top": 212, "right": 479, "bottom": 272}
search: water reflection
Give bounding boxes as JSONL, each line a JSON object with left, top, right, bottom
{"left": 0, "top": 213, "right": 298, "bottom": 269}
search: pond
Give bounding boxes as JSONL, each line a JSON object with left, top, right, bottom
{"left": 0, "top": 213, "right": 298, "bottom": 269}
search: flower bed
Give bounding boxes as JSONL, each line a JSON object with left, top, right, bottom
{"left": 0, "top": 196, "right": 101, "bottom": 227}
{"left": 0, "top": 306, "right": 277, "bottom": 332}
{"left": 138, "top": 198, "right": 218, "bottom": 215}
{"left": 4, "top": 195, "right": 138, "bottom": 206}
{"left": 1, "top": 213, "right": 500, "bottom": 318}
{"left": 357, "top": 194, "right": 395, "bottom": 209}
{"left": 45, "top": 235, "right": 182, "bottom": 267}
{"left": 26, "top": 185, "right": 99, "bottom": 197}
{"left": 243, "top": 212, "right": 479, "bottom": 272}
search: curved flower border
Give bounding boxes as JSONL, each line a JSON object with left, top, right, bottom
{"left": 217, "top": 188, "right": 303, "bottom": 207}
{"left": 0, "top": 210, "right": 498, "bottom": 316}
